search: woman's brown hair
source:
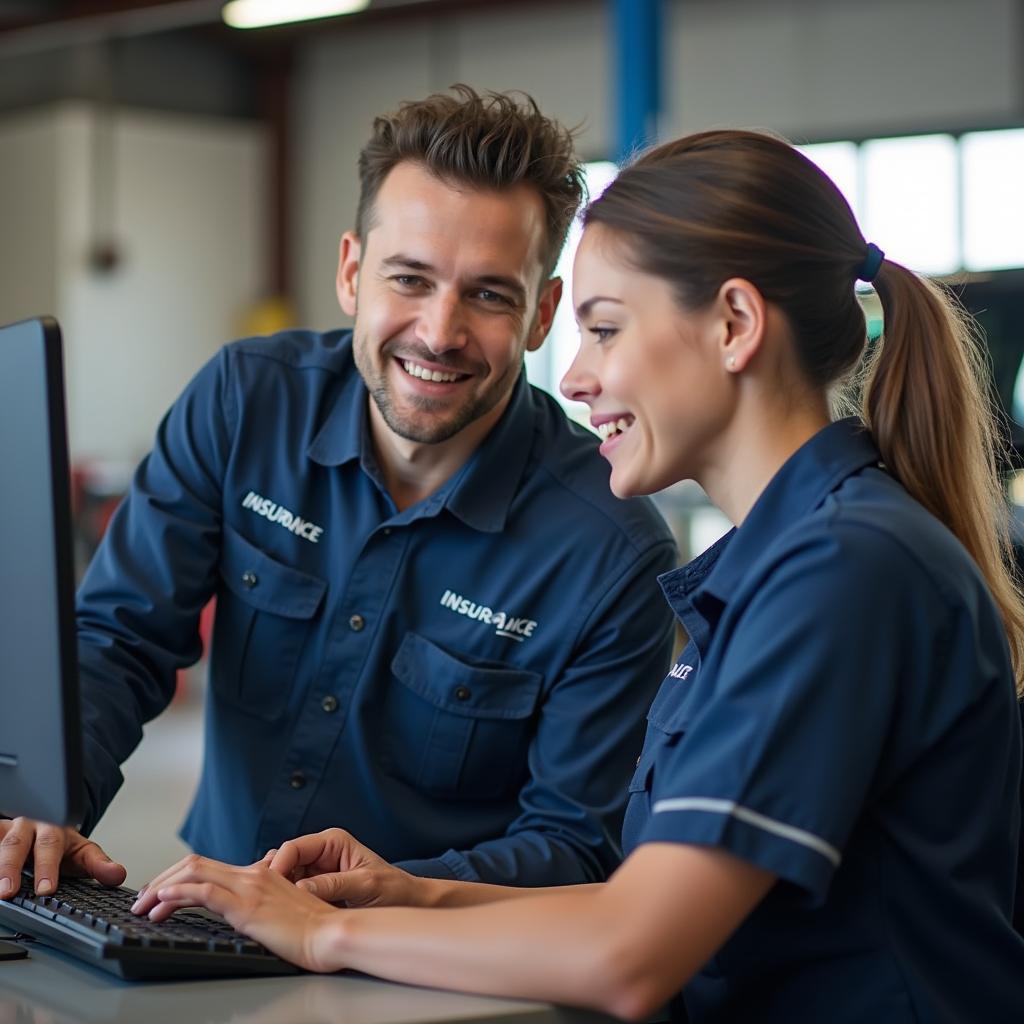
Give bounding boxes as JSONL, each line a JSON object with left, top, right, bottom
{"left": 586, "top": 130, "right": 1024, "bottom": 693}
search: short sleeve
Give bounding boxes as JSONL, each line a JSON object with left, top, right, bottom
{"left": 636, "top": 523, "right": 940, "bottom": 904}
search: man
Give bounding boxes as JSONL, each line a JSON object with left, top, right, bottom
{"left": 0, "top": 86, "right": 676, "bottom": 898}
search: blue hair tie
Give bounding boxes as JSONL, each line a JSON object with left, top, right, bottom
{"left": 857, "top": 242, "right": 885, "bottom": 283}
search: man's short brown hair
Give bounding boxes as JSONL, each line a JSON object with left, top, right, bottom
{"left": 356, "top": 84, "right": 584, "bottom": 277}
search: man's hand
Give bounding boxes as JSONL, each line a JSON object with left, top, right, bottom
{"left": 264, "top": 828, "right": 429, "bottom": 908}
{"left": 0, "top": 818, "right": 126, "bottom": 897}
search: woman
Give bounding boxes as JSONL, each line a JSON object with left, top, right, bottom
{"left": 133, "top": 131, "right": 1024, "bottom": 1022}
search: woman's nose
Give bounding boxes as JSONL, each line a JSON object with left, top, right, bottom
{"left": 560, "top": 344, "right": 599, "bottom": 406}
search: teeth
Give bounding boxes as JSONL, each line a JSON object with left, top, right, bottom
{"left": 596, "top": 416, "right": 634, "bottom": 440}
{"left": 402, "top": 360, "right": 462, "bottom": 383}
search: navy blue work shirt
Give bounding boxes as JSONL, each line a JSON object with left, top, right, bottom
{"left": 76, "top": 330, "right": 677, "bottom": 884}
{"left": 622, "top": 419, "right": 1024, "bottom": 1022}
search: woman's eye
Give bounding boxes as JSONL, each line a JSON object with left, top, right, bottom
{"left": 590, "top": 326, "right": 618, "bottom": 343}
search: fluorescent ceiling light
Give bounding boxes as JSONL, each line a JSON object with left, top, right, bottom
{"left": 961, "top": 128, "right": 1024, "bottom": 272}
{"left": 862, "top": 134, "right": 958, "bottom": 277}
{"left": 222, "top": 0, "right": 370, "bottom": 29}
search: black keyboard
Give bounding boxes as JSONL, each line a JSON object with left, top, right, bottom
{"left": 0, "top": 874, "right": 300, "bottom": 980}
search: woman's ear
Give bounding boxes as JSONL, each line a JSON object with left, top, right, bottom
{"left": 717, "top": 278, "right": 766, "bottom": 374}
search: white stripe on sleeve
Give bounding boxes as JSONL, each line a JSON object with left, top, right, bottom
{"left": 651, "top": 797, "right": 841, "bottom": 868}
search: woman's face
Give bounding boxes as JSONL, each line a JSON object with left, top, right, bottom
{"left": 561, "top": 224, "right": 734, "bottom": 498}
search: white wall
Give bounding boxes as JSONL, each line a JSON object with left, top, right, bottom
{"left": 292, "top": 0, "right": 1024, "bottom": 328}
{"left": 0, "top": 110, "right": 58, "bottom": 327}
{"left": 667, "top": 0, "right": 1022, "bottom": 141}
{"left": 0, "top": 104, "right": 267, "bottom": 465}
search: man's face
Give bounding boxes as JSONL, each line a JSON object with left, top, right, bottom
{"left": 337, "top": 161, "right": 561, "bottom": 445}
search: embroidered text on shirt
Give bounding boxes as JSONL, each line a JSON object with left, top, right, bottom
{"left": 241, "top": 490, "right": 324, "bottom": 543}
{"left": 439, "top": 589, "right": 538, "bottom": 642}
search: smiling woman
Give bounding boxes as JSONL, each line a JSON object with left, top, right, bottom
{"left": 132, "top": 130, "right": 1024, "bottom": 1023}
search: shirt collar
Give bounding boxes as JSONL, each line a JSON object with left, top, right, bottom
{"left": 442, "top": 371, "right": 535, "bottom": 533}
{"left": 698, "top": 417, "right": 881, "bottom": 605}
{"left": 306, "top": 339, "right": 365, "bottom": 468}
{"left": 307, "top": 350, "right": 535, "bottom": 533}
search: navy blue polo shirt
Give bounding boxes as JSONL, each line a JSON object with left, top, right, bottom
{"left": 75, "top": 329, "right": 677, "bottom": 885}
{"left": 622, "top": 419, "right": 1024, "bottom": 1022}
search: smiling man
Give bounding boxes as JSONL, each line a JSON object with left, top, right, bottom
{"left": 0, "top": 87, "right": 676, "bottom": 899}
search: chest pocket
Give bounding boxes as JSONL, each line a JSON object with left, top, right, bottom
{"left": 210, "top": 524, "right": 327, "bottom": 721}
{"left": 385, "top": 632, "right": 543, "bottom": 802}
{"left": 622, "top": 673, "right": 697, "bottom": 854}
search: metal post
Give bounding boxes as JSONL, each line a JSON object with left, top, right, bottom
{"left": 613, "top": 0, "right": 663, "bottom": 163}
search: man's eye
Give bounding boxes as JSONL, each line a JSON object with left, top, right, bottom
{"left": 393, "top": 275, "right": 426, "bottom": 288}
{"left": 475, "top": 289, "right": 513, "bottom": 306}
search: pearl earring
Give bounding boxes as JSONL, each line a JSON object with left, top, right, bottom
{"left": 726, "top": 356, "right": 736, "bottom": 371}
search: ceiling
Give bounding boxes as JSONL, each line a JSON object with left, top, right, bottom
{"left": 0, "top": 0, "right": 509, "bottom": 33}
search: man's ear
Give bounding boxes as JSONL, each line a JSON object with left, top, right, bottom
{"left": 526, "top": 277, "right": 563, "bottom": 353}
{"left": 717, "top": 277, "right": 766, "bottom": 373}
{"left": 336, "top": 231, "right": 361, "bottom": 317}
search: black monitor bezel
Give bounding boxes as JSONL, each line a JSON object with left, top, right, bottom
{"left": 0, "top": 317, "right": 84, "bottom": 826}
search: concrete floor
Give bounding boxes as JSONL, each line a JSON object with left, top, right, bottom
{"left": 88, "top": 679, "right": 205, "bottom": 890}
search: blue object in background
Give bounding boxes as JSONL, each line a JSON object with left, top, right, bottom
{"left": 613, "top": 0, "right": 663, "bottom": 163}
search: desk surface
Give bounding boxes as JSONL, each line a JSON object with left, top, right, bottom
{"left": 0, "top": 943, "right": 608, "bottom": 1024}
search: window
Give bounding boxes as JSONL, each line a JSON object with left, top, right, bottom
{"left": 961, "top": 129, "right": 1024, "bottom": 272}
{"left": 525, "top": 161, "right": 617, "bottom": 419}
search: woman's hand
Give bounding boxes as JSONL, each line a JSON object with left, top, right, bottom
{"left": 264, "top": 829, "right": 430, "bottom": 908}
{"left": 130, "top": 855, "right": 342, "bottom": 972}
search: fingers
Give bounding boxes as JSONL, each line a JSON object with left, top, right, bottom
{"left": 0, "top": 818, "right": 34, "bottom": 897}
{"left": 132, "top": 853, "right": 215, "bottom": 917}
{"left": 266, "top": 841, "right": 301, "bottom": 878}
{"left": 151, "top": 881, "right": 235, "bottom": 922}
{"left": 0, "top": 819, "right": 69, "bottom": 896}
{"left": 297, "top": 868, "right": 382, "bottom": 906}
{"left": 65, "top": 835, "right": 127, "bottom": 887}
{"left": 267, "top": 832, "right": 342, "bottom": 878}
{"left": 26, "top": 824, "right": 66, "bottom": 894}
{"left": 0, "top": 821, "right": 127, "bottom": 899}
{"left": 133, "top": 855, "right": 264, "bottom": 922}
{"left": 295, "top": 872, "right": 346, "bottom": 901}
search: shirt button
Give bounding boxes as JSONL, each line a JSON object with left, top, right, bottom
{"left": 349, "top": 613, "right": 365, "bottom": 632}
{"left": 289, "top": 771, "right": 306, "bottom": 790}
{"left": 383, "top": 527, "right": 392, "bottom": 536}
{"left": 321, "top": 695, "right": 339, "bottom": 714}
{"left": 454, "top": 686, "right": 471, "bottom": 702}
{"left": 241, "top": 570, "right": 258, "bottom": 589}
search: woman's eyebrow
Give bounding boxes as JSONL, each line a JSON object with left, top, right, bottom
{"left": 575, "top": 296, "right": 624, "bottom": 319}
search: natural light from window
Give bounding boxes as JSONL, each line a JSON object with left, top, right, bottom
{"left": 525, "top": 160, "right": 618, "bottom": 420}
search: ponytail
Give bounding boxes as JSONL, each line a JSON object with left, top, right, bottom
{"left": 859, "top": 262, "right": 1024, "bottom": 695}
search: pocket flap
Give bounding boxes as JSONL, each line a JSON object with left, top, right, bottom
{"left": 391, "top": 632, "right": 542, "bottom": 720}
{"left": 219, "top": 524, "right": 326, "bottom": 619}
{"left": 628, "top": 756, "right": 654, "bottom": 793}
{"left": 646, "top": 675, "right": 696, "bottom": 735}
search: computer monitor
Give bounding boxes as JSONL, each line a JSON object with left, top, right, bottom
{"left": 0, "top": 317, "right": 84, "bottom": 826}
